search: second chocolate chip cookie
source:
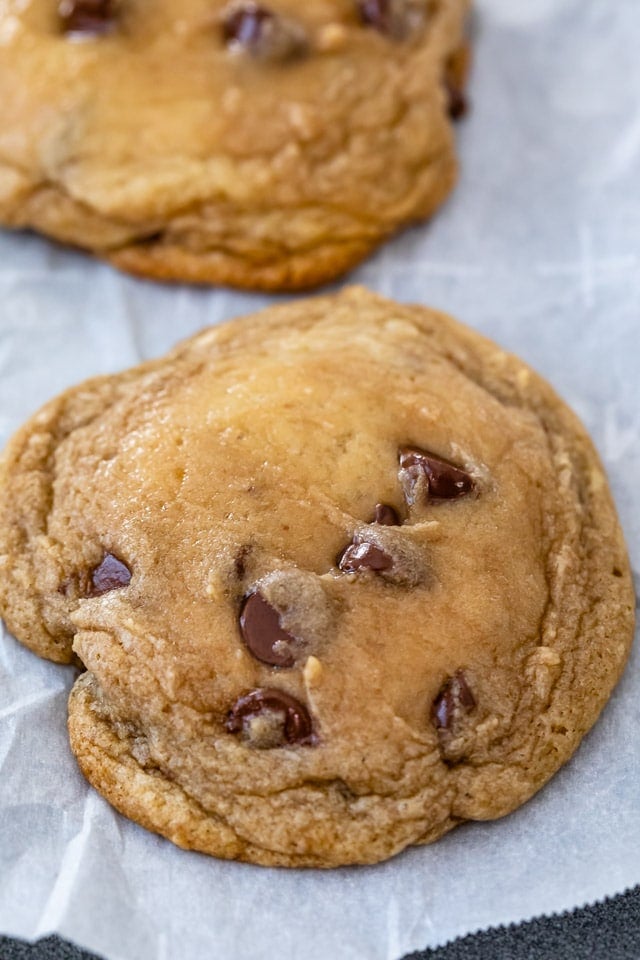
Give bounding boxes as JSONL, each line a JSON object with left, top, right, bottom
{"left": 0, "top": 0, "right": 469, "bottom": 289}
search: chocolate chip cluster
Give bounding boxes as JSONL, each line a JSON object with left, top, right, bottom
{"left": 54, "top": 0, "right": 467, "bottom": 117}
{"left": 226, "top": 447, "right": 477, "bottom": 749}
{"left": 56, "top": 0, "right": 435, "bottom": 48}
{"left": 75, "top": 446, "right": 478, "bottom": 752}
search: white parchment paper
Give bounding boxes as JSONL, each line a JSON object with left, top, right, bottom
{"left": 1, "top": 1, "right": 639, "bottom": 957}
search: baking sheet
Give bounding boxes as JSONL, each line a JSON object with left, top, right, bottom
{"left": 1, "top": 0, "right": 639, "bottom": 957}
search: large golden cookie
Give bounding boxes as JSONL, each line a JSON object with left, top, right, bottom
{"left": 0, "top": 288, "right": 633, "bottom": 866}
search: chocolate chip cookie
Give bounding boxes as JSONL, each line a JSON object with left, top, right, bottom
{"left": 0, "top": 287, "right": 633, "bottom": 866}
{"left": 0, "top": 0, "right": 470, "bottom": 290}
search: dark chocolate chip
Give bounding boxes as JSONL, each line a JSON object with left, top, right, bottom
{"left": 338, "top": 539, "right": 393, "bottom": 574}
{"left": 445, "top": 78, "right": 468, "bottom": 120}
{"left": 399, "top": 447, "right": 474, "bottom": 505}
{"left": 58, "top": 0, "right": 115, "bottom": 35}
{"left": 357, "top": 0, "right": 394, "bottom": 33}
{"left": 373, "top": 503, "right": 400, "bottom": 526}
{"left": 221, "top": 1, "right": 307, "bottom": 60}
{"left": 443, "top": 43, "right": 470, "bottom": 120}
{"left": 226, "top": 688, "right": 314, "bottom": 747}
{"left": 356, "top": 0, "right": 426, "bottom": 39}
{"left": 431, "top": 670, "right": 476, "bottom": 731}
{"left": 222, "top": 2, "right": 273, "bottom": 48}
{"left": 239, "top": 591, "right": 298, "bottom": 667}
{"left": 90, "top": 553, "right": 131, "bottom": 595}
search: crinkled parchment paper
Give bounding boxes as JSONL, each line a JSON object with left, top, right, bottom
{"left": 1, "top": 1, "right": 639, "bottom": 957}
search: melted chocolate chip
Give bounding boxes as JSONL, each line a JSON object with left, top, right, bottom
{"left": 58, "top": 0, "right": 115, "bottom": 35}
{"left": 431, "top": 670, "right": 476, "bottom": 731}
{"left": 444, "top": 44, "right": 470, "bottom": 120}
{"left": 399, "top": 447, "right": 474, "bottom": 505}
{"left": 338, "top": 539, "right": 393, "bottom": 574}
{"left": 356, "top": 0, "right": 426, "bottom": 39}
{"left": 222, "top": 2, "right": 273, "bottom": 47}
{"left": 445, "top": 79, "right": 467, "bottom": 120}
{"left": 239, "top": 591, "right": 298, "bottom": 667}
{"left": 338, "top": 503, "right": 400, "bottom": 573}
{"left": 221, "top": 1, "right": 307, "bottom": 60}
{"left": 90, "top": 553, "right": 131, "bottom": 595}
{"left": 373, "top": 503, "right": 400, "bottom": 526}
{"left": 226, "top": 688, "right": 314, "bottom": 747}
{"left": 357, "top": 0, "right": 394, "bottom": 33}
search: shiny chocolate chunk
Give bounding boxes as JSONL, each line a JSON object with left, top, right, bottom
{"left": 338, "top": 539, "right": 393, "bottom": 574}
{"left": 58, "top": 0, "right": 115, "bottom": 36}
{"left": 239, "top": 591, "right": 298, "bottom": 667}
{"left": 226, "top": 688, "right": 314, "bottom": 747}
{"left": 373, "top": 503, "right": 400, "bottom": 526}
{"left": 222, "top": 2, "right": 273, "bottom": 47}
{"left": 399, "top": 447, "right": 474, "bottom": 505}
{"left": 221, "top": 1, "right": 307, "bottom": 60}
{"left": 431, "top": 670, "right": 476, "bottom": 731}
{"left": 356, "top": 0, "right": 426, "bottom": 40}
{"left": 90, "top": 553, "right": 131, "bottom": 595}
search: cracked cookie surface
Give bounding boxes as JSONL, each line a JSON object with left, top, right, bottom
{"left": 0, "top": 0, "right": 469, "bottom": 290}
{"left": 0, "top": 287, "right": 634, "bottom": 866}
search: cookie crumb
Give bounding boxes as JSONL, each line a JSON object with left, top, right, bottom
{"left": 303, "top": 655, "right": 323, "bottom": 686}
{"left": 316, "top": 23, "right": 348, "bottom": 52}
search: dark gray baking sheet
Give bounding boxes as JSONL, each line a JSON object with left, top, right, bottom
{"left": 2, "top": 887, "right": 640, "bottom": 960}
